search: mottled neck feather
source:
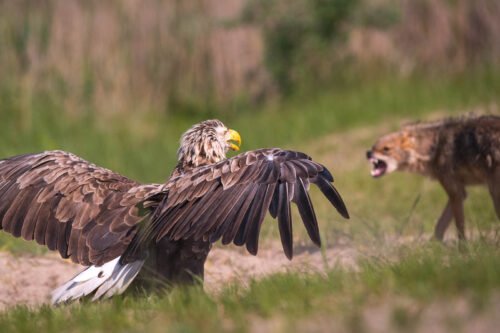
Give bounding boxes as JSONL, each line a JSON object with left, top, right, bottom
{"left": 173, "top": 140, "right": 227, "bottom": 177}
{"left": 172, "top": 119, "right": 229, "bottom": 176}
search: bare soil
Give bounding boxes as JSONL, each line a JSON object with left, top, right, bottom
{"left": 0, "top": 241, "right": 359, "bottom": 311}
{"left": 1, "top": 110, "right": 498, "bottom": 333}
{"left": 0, "top": 252, "right": 80, "bottom": 310}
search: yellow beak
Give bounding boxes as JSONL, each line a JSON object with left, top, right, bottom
{"left": 227, "top": 129, "right": 241, "bottom": 151}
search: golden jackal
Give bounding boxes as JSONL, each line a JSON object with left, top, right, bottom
{"left": 366, "top": 115, "right": 500, "bottom": 240}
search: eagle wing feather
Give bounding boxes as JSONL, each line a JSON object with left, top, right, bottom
{"left": 127, "top": 148, "right": 349, "bottom": 261}
{"left": 0, "top": 150, "right": 163, "bottom": 266}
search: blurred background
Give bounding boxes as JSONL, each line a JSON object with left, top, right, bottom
{"left": 0, "top": 1, "right": 499, "bottom": 328}
{"left": 0, "top": 0, "right": 499, "bottom": 181}
{"left": 0, "top": 0, "right": 499, "bottom": 249}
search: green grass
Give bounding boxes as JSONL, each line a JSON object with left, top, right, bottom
{"left": 0, "top": 69, "right": 494, "bottom": 254}
{"left": 1, "top": 241, "right": 499, "bottom": 332}
{"left": 0, "top": 68, "right": 499, "bottom": 251}
{"left": 1, "top": 68, "right": 499, "bottom": 183}
{"left": 0, "top": 69, "right": 499, "bottom": 331}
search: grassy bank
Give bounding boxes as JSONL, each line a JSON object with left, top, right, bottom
{"left": 0, "top": 70, "right": 499, "bottom": 332}
{"left": 1, "top": 241, "right": 499, "bottom": 332}
{"left": 2, "top": 69, "right": 499, "bottom": 182}
{"left": 0, "top": 69, "right": 499, "bottom": 254}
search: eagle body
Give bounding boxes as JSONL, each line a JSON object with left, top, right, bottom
{"left": 0, "top": 120, "right": 349, "bottom": 304}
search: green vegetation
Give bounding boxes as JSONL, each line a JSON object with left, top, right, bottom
{"left": 1, "top": 241, "right": 499, "bottom": 332}
{"left": 244, "top": 0, "right": 359, "bottom": 93}
{"left": 1, "top": 68, "right": 499, "bottom": 253}
{"left": 1, "top": 68, "right": 498, "bottom": 180}
{"left": 0, "top": 67, "right": 498, "bottom": 332}
{"left": 0, "top": 1, "right": 499, "bottom": 330}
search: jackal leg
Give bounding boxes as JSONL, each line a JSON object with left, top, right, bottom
{"left": 440, "top": 179, "right": 467, "bottom": 240}
{"left": 487, "top": 170, "right": 500, "bottom": 219}
{"left": 434, "top": 200, "right": 453, "bottom": 241}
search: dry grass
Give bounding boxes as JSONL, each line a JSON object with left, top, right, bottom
{"left": 0, "top": 0, "right": 270, "bottom": 116}
{"left": 1, "top": 0, "right": 498, "bottom": 118}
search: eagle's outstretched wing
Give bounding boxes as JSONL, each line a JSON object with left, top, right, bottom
{"left": 128, "top": 148, "right": 349, "bottom": 260}
{"left": 0, "top": 150, "right": 163, "bottom": 266}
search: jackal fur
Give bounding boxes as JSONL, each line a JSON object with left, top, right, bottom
{"left": 367, "top": 115, "right": 500, "bottom": 240}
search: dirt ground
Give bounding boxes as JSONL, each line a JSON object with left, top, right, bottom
{"left": 0, "top": 120, "right": 377, "bottom": 311}
{"left": 0, "top": 242, "right": 359, "bottom": 310}
{"left": 1, "top": 109, "right": 498, "bottom": 332}
{"left": 3, "top": 241, "right": 498, "bottom": 333}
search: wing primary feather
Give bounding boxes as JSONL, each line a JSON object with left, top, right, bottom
{"left": 233, "top": 184, "right": 267, "bottom": 246}
{"left": 191, "top": 185, "right": 244, "bottom": 240}
{"left": 78, "top": 227, "right": 91, "bottom": 265}
{"left": 175, "top": 185, "right": 223, "bottom": 237}
{"left": 320, "top": 167, "right": 334, "bottom": 182}
{"left": 287, "top": 182, "right": 295, "bottom": 202}
{"left": 209, "top": 185, "right": 252, "bottom": 243}
{"left": 5, "top": 189, "right": 38, "bottom": 237}
{"left": 269, "top": 184, "right": 279, "bottom": 218}
{"left": 260, "top": 162, "right": 278, "bottom": 184}
{"left": 68, "top": 228, "right": 82, "bottom": 263}
{"left": 245, "top": 183, "right": 276, "bottom": 255}
{"left": 221, "top": 184, "right": 259, "bottom": 245}
{"left": 313, "top": 176, "right": 349, "bottom": 219}
{"left": 180, "top": 183, "right": 238, "bottom": 237}
{"left": 45, "top": 194, "right": 66, "bottom": 250}
{"left": 42, "top": 196, "right": 65, "bottom": 245}
{"left": 158, "top": 200, "right": 196, "bottom": 240}
{"left": 34, "top": 195, "right": 66, "bottom": 246}
{"left": 289, "top": 160, "right": 309, "bottom": 178}
{"left": 0, "top": 181, "right": 24, "bottom": 230}
{"left": 281, "top": 162, "right": 297, "bottom": 183}
{"left": 277, "top": 182, "right": 293, "bottom": 260}
{"left": 168, "top": 200, "right": 205, "bottom": 240}
{"left": 21, "top": 202, "right": 44, "bottom": 240}
{"left": 58, "top": 217, "right": 73, "bottom": 258}
{"left": 0, "top": 151, "right": 148, "bottom": 266}
{"left": 293, "top": 178, "right": 321, "bottom": 247}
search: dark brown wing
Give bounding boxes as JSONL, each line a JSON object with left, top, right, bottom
{"left": 0, "top": 150, "right": 163, "bottom": 266}
{"left": 127, "top": 148, "right": 349, "bottom": 261}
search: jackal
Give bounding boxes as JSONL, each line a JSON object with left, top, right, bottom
{"left": 366, "top": 115, "right": 500, "bottom": 240}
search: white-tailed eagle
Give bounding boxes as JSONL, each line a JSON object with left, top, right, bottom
{"left": 0, "top": 119, "right": 349, "bottom": 304}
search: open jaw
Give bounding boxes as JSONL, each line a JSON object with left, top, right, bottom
{"left": 369, "top": 157, "right": 387, "bottom": 178}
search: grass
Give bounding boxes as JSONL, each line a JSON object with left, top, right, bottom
{"left": 1, "top": 68, "right": 499, "bottom": 183}
{"left": 0, "top": 69, "right": 499, "bottom": 331}
{"left": 1, "top": 241, "right": 499, "bottom": 332}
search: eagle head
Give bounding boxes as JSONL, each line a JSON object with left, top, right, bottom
{"left": 176, "top": 119, "right": 241, "bottom": 171}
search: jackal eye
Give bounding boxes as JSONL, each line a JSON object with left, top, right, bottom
{"left": 383, "top": 146, "right": 390, "bottom": 152}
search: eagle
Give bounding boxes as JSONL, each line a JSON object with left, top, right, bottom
{"left": 0, "top": 119, "right": 349, "bottom": 304}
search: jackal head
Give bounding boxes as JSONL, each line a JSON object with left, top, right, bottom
{"left": 366, "top": 128, "right": 433, "bottom": 178}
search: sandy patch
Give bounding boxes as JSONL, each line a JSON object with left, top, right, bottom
{"left": 0, "top": 252, "right": 80, "bottom": 310}
{"left": 0, "top": 242, "right": 359, "bottom": 311}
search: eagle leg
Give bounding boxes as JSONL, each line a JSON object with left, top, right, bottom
{"left": 135, "top": 237, "right": 211, "bottom": 290}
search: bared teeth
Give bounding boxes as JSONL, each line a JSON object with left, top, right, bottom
{"left": 369, "top": 157, "right": 387, "bottom": 178}
{"left": 370, "top": 158, "right": 381, "bottom": 168}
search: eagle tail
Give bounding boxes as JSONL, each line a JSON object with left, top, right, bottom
{"left": 51, "top": 256, "right": 145, "bottom": 305}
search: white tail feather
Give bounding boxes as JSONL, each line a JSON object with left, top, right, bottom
{"left": 51, "top": 256, "right": 145, "bottom": 305}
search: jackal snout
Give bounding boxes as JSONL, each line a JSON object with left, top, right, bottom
{"left": 365, "top": 115, "right": 500, "bottom": 241}
{"left": 366, "top": 134, "right": 406, "bottom": 178}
